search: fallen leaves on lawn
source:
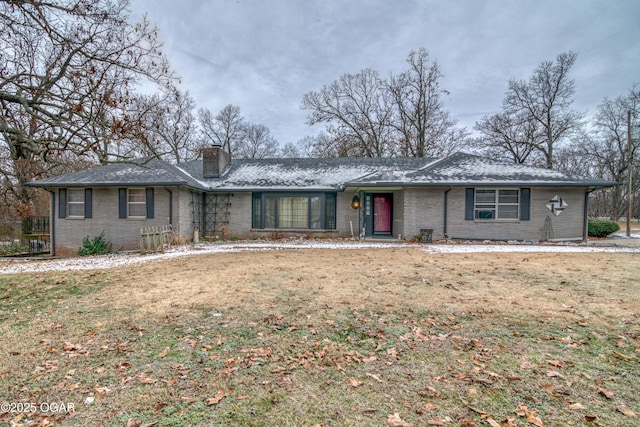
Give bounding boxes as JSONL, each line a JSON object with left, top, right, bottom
{"left": 126, "top": 420, "right": 157, "bottom": 427}
{"left": 366, "top": 372, "right": 382, "bottom": 383}
{"left": 138, "top": 371, "right": 157, "bottom": 384}
{"left": 387, "top": 412, "right": 411, "bottom": 426}
{"left": 517, "top": 405, "right": 544, "bottom": 427}
{"left": 547, "top": 360, "right": 563, "bottom": 368}
{"left": 206, "top": 389, "right": 225, "bottom": 405}
{"left": 276, "top": 376, "right": 293, "bottom": 391}
{"left": 616, "top": 405, "right": 638, "bottom": 418}
{"left": 546, "top": 370, "right": 563, "bottom": 378}
{"left": 597, "top": 387, "right": 614, "bottom": 399}
{"left": 348, "top": 377, "right": 363, "bottom": 387}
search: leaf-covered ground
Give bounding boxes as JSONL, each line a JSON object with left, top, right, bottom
{"left": 1, "top": 248, "right": 638, "bottom": 426}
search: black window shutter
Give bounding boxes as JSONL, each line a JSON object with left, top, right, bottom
{"left": 118, "top": 188, "right": 127, "bottom": 219}
{"left": 464, "top": 188, "right": 474, "bottom": 220}
{"left": 325, "top": 193, "right": 336, "bottom": 229}
{"left": 520, "top": 188, "right": 531, "bottom": 221}
{"left": 59, "top": 189, "right": 67, "bottom": 218}
{"left": 146, "top": 188, "right": 154, "bottom": 219}
{"left": 84, "top": 188, "right": 93, "bottom": 219}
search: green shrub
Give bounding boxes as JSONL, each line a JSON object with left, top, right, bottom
{"left": 587, "top": 218, "right": 620, "bottom": 237}
{"left": 78, "top": 231, "right": 112, "bottom": 256}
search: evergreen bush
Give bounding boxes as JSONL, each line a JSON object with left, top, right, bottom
{"left": 78, "top": 231, "right": 112, "bottom": 255}
{"left": 587, "top": 218, "right": 620, "bottom": 237}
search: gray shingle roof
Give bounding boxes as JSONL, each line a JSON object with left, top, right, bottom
{"left": 28, "top": 158, "right": 208, "bottom": 189}
{"left": 351, "top": 152, "right": 617, "bottom": 187}
{"left": 178, "top": 157, "right": 434, "bottom": 190}
{"left": 28, "top": 152, "right": 617, "bottom": 190}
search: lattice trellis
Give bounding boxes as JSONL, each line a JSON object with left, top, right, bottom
{"left": 191, "top": 191, "right": 231, "bottom": 237}
{"left": 203, "top": 193, "right": 231, "bottom": 236}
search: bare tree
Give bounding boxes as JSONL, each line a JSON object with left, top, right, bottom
{"left": 198, "top": 104, "right": 245, "bottom": 156}
{"left": 581, "top": 86, "right": 640, "bottom": 219}
{"left": 293, "top": 133, "right": 336, "bottom": 158}
{"left": 302, "top": 50, "right": 464, "bottom": 158}
{"left": 388, "top": 48, "right": 460, "bottom": 157}
{"left": 140, "top": 89, "right": 199, "bottom": 163}
{"left": 473, "top": 112, "right": 541, "bottom": 164}
{"left": 302, "top": 68, "right": 394, "bottom": 157}
{"left": 0, "top": 0, "right": 175, "bottom": 215}
{"left": 503, "top": 51, "right": 583, "bottom": 168}
{"left": 280, "top": 141, "right": 302, "bottom": 158}
{"left": 237, "top": 123, "right": 279, "bottom": 159}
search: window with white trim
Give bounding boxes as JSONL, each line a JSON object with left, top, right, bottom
{"left": 128, "top": 188, "right": 147, "bottom": 218}
{"left": 67, "top": 189, "right": 85, "bottom": 218}
{"left": 475, "top": 189, "right": 519, "bottom": 220}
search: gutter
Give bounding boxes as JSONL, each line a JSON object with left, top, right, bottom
{"left": 44, "top": 188, "right": 55, "bottom": 256}
{"left": 443, "top": 187, "right": 452, "bottom": 238}
{"left": 165, "top": 188, "right": 173, "bottom": 226}
{"left": 26, "top": 181, "right": 191, "bottom": 188}
{"left": 345, "top": 181, "right": 619, "bottom": 188}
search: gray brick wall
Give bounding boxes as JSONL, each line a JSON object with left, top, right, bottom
{"left": 52, "top": 185, "right": 589, "bottom": 253}
{"left": 401, "top": 188, "right": 446, "bottom": 240}
{"left": 336, "top": 192, "right": 360, "bottom": 238}
{"left": 175, "top": 188, "right": 195, "bottom": 241}
{"left": 392, "top": 190, "right": 404, "bottom": 239}
{"left": 54, "top": 186, "right": 187, "bottom": 253}
{"left": 442, "top": 187, "right": 586, "bottom": 241}
{"left": 227, "top": 192, "right": 252, "bottom": 237}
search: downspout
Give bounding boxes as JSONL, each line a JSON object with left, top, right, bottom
{"left": 45, "top": 188, "right": 55, "bottom": 256}
{"left": 583, "top": 188, "right": 598, "bottom": 241}
{"left": 443, "top": 187, "right": 452, "bottom": 239}
{"left": 164, "top": 188, "right": 173, "bottom": 226}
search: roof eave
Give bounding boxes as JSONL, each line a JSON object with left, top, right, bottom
{"left": 207, "top": 186, "right": 342, "bottom": 192}
{"left": 26, "top": 181, "right": 197, "bottom": 188}
{"left": 345, "top": 181, "right": 619, "bottom": 188}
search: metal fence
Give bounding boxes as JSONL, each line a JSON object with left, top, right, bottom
{"left": 22, "top": 216, "right": 51, "bottom": 256}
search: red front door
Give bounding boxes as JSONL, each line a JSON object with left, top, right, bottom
{"left": 373, "top": 194, "right": 392, "bottom": 233}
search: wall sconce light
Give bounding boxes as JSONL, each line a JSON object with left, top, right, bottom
{"left": 351, "top": 195, "right": 360, "bottom": 209}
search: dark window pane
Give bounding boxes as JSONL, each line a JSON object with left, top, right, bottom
{"left": 278, "top": 197, "right": 308, "bottom": 228}
{"left": 310, "top": 196, "right": 321, "bottom": 229}
{"left": 325, "top": 193, "right": 336, "bottom": 229}
{"left": 252, "top": 193, "right": 262, "bottom": 228}
{"left": 264, "top": 196, "right": 276, "bottom": 228}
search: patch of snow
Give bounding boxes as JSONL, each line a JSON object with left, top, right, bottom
{"left": 2, "top": 240, "right": 638, "bottom": 274}
{"left": 0, "top": 241, "right": 406, "bottom": 274}
{"left": 423, "top": 243, "right": 640, "bottom": 254}
{"left": 609, "top": 231, "right": 640, "bottom": 239}
{"left": 436, "top": 159, "right": 568, "bottom": 179}
{"left": 208, "top": 163, "right": 386, "bottom": 190}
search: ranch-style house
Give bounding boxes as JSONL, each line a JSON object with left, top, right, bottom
{"left": 27, "top": 145, "right": 616, "bottom": 255}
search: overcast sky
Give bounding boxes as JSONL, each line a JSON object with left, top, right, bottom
{"left": 128, "top": 0, "right": 640, "bottom": 147}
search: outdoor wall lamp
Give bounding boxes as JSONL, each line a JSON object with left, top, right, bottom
{"left": 351, "top": 195, "right": 360, "bottom": 209}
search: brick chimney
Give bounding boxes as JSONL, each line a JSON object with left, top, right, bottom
{"left": 201, "top": 144, "right": 230, "bottom": 178}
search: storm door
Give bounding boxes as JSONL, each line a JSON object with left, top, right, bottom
{"left": 373, "top": 194, "right": 392, "bottom": 234}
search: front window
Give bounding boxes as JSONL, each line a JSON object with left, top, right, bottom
{"left": 252, "top": 193, "right": 336, "bottom": 230}
{"left": 67, "top": 189, "right": 85, "bottom": 218}
{"left": 475, "top": 189, "right": 519, "bottom": 220}
{"left": 128, "top": 189, "right": 146, "bottom": 218}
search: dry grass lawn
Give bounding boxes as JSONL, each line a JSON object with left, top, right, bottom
{"left": 1, "top": 247, "right": 638, "bottom": 426}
